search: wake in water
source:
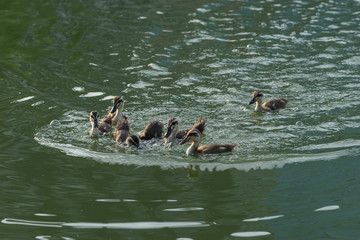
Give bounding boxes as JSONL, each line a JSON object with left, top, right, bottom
{"left": 34, "top": 109, "right": 360, "bottom": 171}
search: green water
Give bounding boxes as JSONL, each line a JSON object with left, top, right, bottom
{"left": 1, "top": 0, "right": 360, "bottom": 239}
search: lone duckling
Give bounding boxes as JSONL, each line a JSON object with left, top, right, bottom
{"left": 249, "top": 91, "right": 289, "bottom": 112}
{"left": 139, "top": 121, "right": 164, "bottom": 140}
{"left": 164, "top": 117, "right": 207, "bottom": 143}
{"left": 114, "top": 117, "right": 140, "bottom": 147}
{"left": 89, "top": 111, "right": 112, "bottom": 136}
{"left": 179, "top": 129, "right": 236, "bottom": 156}
{"left": 109, "top": 96, "right": 125, "bottom": 125}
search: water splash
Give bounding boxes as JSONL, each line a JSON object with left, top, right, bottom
{"left": 34, "top": 109, "right": 360, "bottom": 171}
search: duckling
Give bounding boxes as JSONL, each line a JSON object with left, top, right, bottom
{"left": 179, "top": 129, "right": 236, "bottom": 156}
{"left": 109, "top": 96, "right": 125, "bottom": 125}
{"left": 114, "top": 117, "right": 130, "bottom": 143}
{"left": 164, "top": 117, "right": 207, "bottom": 143}
{"left": 126, "top": 134, "right": 140, "bottom": 148}
{"left": 89, "top": 111, "right": 112, "bottom": 136}
{"left": 139, "top": 121, "right": 164, "bottom": 140}
{"left": 249, "top": 91, "right": 289, "bottom": 112}
{"left": 114, "top": 116, "right": 140, "bottom": 147}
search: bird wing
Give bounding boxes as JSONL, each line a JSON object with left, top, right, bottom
{"left": 192, "top": 117, "right": 207, "bottom": 134}
{"left": 176, "top": 129, "right": 188, "bottom": 139}
{"left": 198, "top": 143, "right": 236, "bottom": 154}
{"left": 263, "top": 98, "right": 289, "bottom": 110}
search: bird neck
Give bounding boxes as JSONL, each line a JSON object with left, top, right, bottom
{"left": 166, "top": 126, "right": 179, "bottom": 143}
{"left": 255, "top": 98, "right": 264, "bottom": 112}
{"left": 90, "top": 125, "right": 100, "bottom": 136}
{"left": 186, "top": 139, "right": 200, "bottom": 156}
{"left": 112, "top": 109, "right": 123, "bottom": 123}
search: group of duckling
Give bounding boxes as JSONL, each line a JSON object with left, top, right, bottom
{"left": 89, "top": 91, "right": 289, "bottom": 156}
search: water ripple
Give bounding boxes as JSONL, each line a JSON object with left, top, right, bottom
{"left": 2, "top": 218, "right": 210, "bottom": 230}
{"left": 314, "top": 205, "right": 340, "bottom": 212}
{"left": 163, "top": 207, "right": 204, "bottom": 212}
{"left": 243, "top": 215, "right": 284, "bottom": 222}
{"left": 230, "top": 231, "right": 271, "bottom": 237}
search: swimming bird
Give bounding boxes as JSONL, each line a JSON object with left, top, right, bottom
{"left": 114, "top": 117, "right": 140, "bottom": 147}
{"left": 179, "top": 129, "right": 236, "bottom": 156}
{"left": 89, "top": 111, "right": 112, "bottom": 136}
{"left": 126, "top": 134, "right": 140, "bottom": 147}
{"left": 109, "top": 96, "right": 125, "bottom": 125}
{"left": 164, "top": 117, "right": 207, "bottom": 143}
{"left": 114, "top": 118, "right": 130, "bottom": 143}
{"left": 139, "top": 121, "right": 164, "bottom": 140}
{"left": 249, "top": 90, "right": 289, "bottom": 112}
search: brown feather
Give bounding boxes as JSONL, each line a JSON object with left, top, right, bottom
{"left": 167, "top": 117, "right": 176, "bottom": 125}
{"left": 139, "top": 121, "right": 164, "bottom": 140}
{"left": 198, "top": 143, "right": 237, "bottom": 154}
{"left": 90, "top": 111, "right": 112, "bottom": 135}
{"left": 180, "top": 129, "right": 236, "bottom": 155}
{"left": 126, "top": 134, "right": 140, "bottom": 147}
{"left": 115, "top": 118, "right": 131, "bottom": 142}
{"left": 192, "top": 116, "right": 207, "bottom": 134}
{"left": 98, "top": 114, "right": 112, "bottom": 133}
{"left": 263, "top": 98, "right": 289, "bottom": 110}
{"left": 173, "top": 116, "right": 207, "bottom": 139}
{"left": 176, "top": 129, "right": 188, "bottom": 139}
{"left": 250, "top": 91, "right": 289, "bottom": 111}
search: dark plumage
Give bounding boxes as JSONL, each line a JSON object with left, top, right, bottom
{"left": 164, "top": 117, "right": 207, "bottom": 143}
{"left": 192, "top": 116, "right": 207, "bottom": 134}
{"left": 110, "top": 96, "right": 125, "bottom": 125}
{"left": 249, "top": 90, "right": 289, "bottom": 112}
{"left": 179, "top": 129, "right": 236, "bottom": 156}
{"left": 139, "top": 121, "right": 164, "bottom": 140}
{"left": 126, "top": 134, "right": 140, "bottom": 147}
{"left": 114, "top": 118, "right": 131, "bottom": 143}
{"left": 99, "top": 114, "right": 112, "bottom": 133}
{"left": 89, "top": 111, "right": 112, "bottom": 136}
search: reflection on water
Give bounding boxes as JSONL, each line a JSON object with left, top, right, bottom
{"left": 2, "top": 218, "right": 211, "bottom": 229}
{"left": 243, "top": 215, "right": 284, "bottom": 222}
{"left": 230, "top": 231, "right": 271, "bottom": 237}
{"left": 314, "top": 205, "right": 340, "bottom": 212}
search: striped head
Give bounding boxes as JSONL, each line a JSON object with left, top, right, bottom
{"left": 110, "top": 96, "right": 124, "bottom": 113}
{"left": 249, "top": 90, "right": 264, "bottom": 105}
{"left": 164, "top": 117, "right": 179, "bottom": 141}
{"left": 179, "top": 129, "right": 201, "bottom": 145}
{"left": 89, "top": 111, "right": 99, "bottom": 128}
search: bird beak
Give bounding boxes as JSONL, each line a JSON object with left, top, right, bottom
{"left": 110, "top": 103, "right": 118, "bottom": 113}
{"left": 249, "top": 97, "right": 257, "bottom": 105}
{"left": 179, "top": 137, "right": 190, "bottom": 145}
{"left": 93, "top": 118, "right": 99, "bottom": 128}
{"left": 110, "top": 98, "right": 124, "bottom": 113}
{"left": 164, "top": 126, "right": 173, "bottom": 139}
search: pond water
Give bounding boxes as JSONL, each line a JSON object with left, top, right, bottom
{"left": 1, "top": 0, "right": 360, "bottom": 239}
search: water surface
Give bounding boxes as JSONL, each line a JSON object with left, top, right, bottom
{"left": 1, "top": 0, "right": 360, "bottom": 239}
